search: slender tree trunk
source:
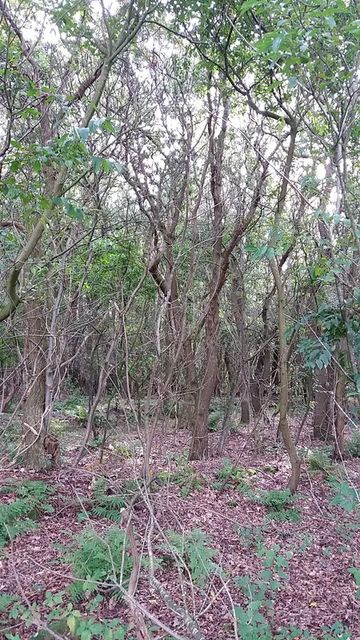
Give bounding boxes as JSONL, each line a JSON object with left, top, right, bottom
{"left": 179, "top": 337, "right": 197, "bottom": 429}
{"left": 189, "top": 299, "right": 219, "bottom": 459}
{"left": 270, "top": 260, "right": 301, "bottom": 491}
{"left": 22, "top": 298, "right": 47, "bottom": 468}
{"left": 74, "top": 311, "right": 122, "bottom": 466}
{"left": 333, "top": 342, "right": 347, "bottom": 460}
{"left": 313, "top": 367, "right": 334, "bottom": 441}
{"left": 231, "top": 262, "right": 250, "bottom": 423}
{"left": 189, "top": 88, "right": 228, "bottom": 460}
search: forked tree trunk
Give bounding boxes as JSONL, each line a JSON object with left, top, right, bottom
{"left": 189, "top": 87, "right": 269, "bottom": 460}
{"left": 189, "top": 90, "right": 227, "bottom": 460}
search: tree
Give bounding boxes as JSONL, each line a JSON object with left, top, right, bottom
{"left": 0, "top": 0, "right": 159, "bottom": 467}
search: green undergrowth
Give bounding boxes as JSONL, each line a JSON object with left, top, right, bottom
{"left": 213, "top": 458, "right": 257, "bottom": 492}
{"left": 208, "top": 407, "right": 225, "bottom": 432}
{"left": 328, "top": 478, "right": 360, "bottom": 512}
{"left": 66, "top": 526, "right": 132, "bottom": 602}
{"left": 158, "top": 457, "right": 205, "bottom": 497}
{"left": 78, "top": 477, "right": 127, "bottom": 523}
{"left": 258, "top": 489, "right": 301, "bottom": 522}
{"left": 304, "top": 447, "right": 336, "bottom": 478}
{"left": 162, "top": 528, "right": 220, "bottom": 587}
{"left": 0, "top": 480, "right": 53, "bottom": 548}
{"left": 346, "top": 431, "right": 360, "bottom": 458}
{"left": 1, "top": 520, "right": 356, "bottom": 640}
{"left": 77, "top": 476, "right": 150, "bottom": 523}
{"left": 0, "top": 590, "right": 130, "bottom": 639}
{"left": 1, "top": 419, "right": 22, "bottom": 460}
{"left": 233, "top": 532, "right": 351, "bottom": 639}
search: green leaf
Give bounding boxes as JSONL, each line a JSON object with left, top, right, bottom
{"left": 10, "top": 160, "right": 21, "bottom": 171}
{"left": 272, "top": 36, "right": 282, "bottom": 52}
{"left": 256, "top": 31, "right": 279, "bottom": 52}
{"left": 67, "top": 614, "right": 77, "bottom": 634}
{"left": 239, "top": 0, "right": 262, "bottom": 14}
{"left": 75, "top": 127, "right": 90, "bottom": 141}
{"left": 265, "top": 246, "right": 275, "bottom": 259}
{"left": 92, "top": 156, "right": 104, "bottom": 173}
{"left": 62, "top": 199, "right": 84, "bottom": 221}
{"left": 102, "top": 119, "right": 116, "bottom": 134}
{"left": 325, "top": 15, "right": 336, "bottom": 28}
{"left": 329, "top": 480, "right": 359, "bottom": 512}
{"left": 32, "top": 159, "right": 42, "bottom": 173}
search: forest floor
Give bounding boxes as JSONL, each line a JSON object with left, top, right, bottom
{"left": 0, "top": 409, "right": 360, "bottom": 640}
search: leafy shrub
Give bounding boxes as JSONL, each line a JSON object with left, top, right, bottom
{"left": 55, "top": 391, "right": 88, "bottom": 413}
{"left": 213, "top": 459, "right": 255, "bottom": 492}
{"left": 59, "top": 611, "right": 128, "bottom": 640}
{"left": 349, "top": 566, "right": 360, "bottom": 600}
{"left": 306, "top": 448, "right": 335, "bottom": 477}
{"left": 67, "top": 527, "right": 132, "bottom": 601}
{"left": 159, "top": 460, "right": 205, "bottom": 497}
{"left": 73, "top": 404, "right": 88, "bottom": 425}
{"left": 0, "top": 592, "right": 19, "bottom": 614}
{"left": 257, "top": 489, "right": 301, "bottom": 522}
{"left": 235, "top": 543, "right": 292, "bottom": 640}
{"left": 208, "top": 409, "right": 225, "bottom": 432}
{"left": 165, "top": 528, "right": 219, "bottom": 588}
{"left": 234, "top": 535, "right": 349, "bottom": 640}
{"left": 275, "top": 622, "right": 351, "bottom": 639}
{"left": 0, "top": 480, "right": 53, "bottom": 548}
{"left": 260, "top": 489, "right": 292, "bottom": 510}
{"left": 49, "top": 417, "right": 68, "bottom": 435}
{"left": 236, "top": 524, "right": 266, "bottom": 551}
{"left": 78, "top": 477, "right": 126, "bottom": 523}
{"left": 329, "top": 479, "right": 360, "bottom": 512}
{"left": 346, "top": 431, "right": 360, "bottom": 458}
{"left": 113, "top": 443, "right": 134, "bottom": 458}
{"left": 0, "top": 590, "right": 129, "bottom": 639}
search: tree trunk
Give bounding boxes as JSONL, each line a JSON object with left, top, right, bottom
{"left": 189, "top": 299, "right": 219, "bottom": 459}
{"left": 231, "top": 262, "right": 250, "bottom": 424}
{"left": 178, "top": 337, "right": 197, "bottom": 429}
{"left": 333, "top": 343, "right": 347, "bottom": 460}
{"left": 250, "top": 377, "right": 262, "bottom": 415}
{"left": 270, "top": 259, "right": 301, "bottom": 492}
{"left": 22, "top": 298, "right": 47, "bottom": 469}
{"left": 312, "top": 367, "right": 334, "bottom": 441}
{"left": 189, "top": 89, "right": 228, "bottom": 460}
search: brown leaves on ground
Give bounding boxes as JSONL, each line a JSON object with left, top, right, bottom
{"left": 1, "top": 420, "right": 360, "bottom": 639}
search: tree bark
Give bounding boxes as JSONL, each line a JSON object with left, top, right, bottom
{"left": 22, "top": 298, "right": 47, "bottom": 468}
{"left": 270, "top": 259, "right": 301, "bottom": 491}
{"left": 189, "top": 298, "right": 219, "bottom": 460}
{"left": 333, "top": 342, "right": 347, "bottom": 460}
{"left": 189, "top": 88, "right": 228, "bottom": 460}
{"left": 312, "top": 367, "right": 334, "bottom": 441}
{"left": 268, "top": 124, "right": 300, "bottom": 491}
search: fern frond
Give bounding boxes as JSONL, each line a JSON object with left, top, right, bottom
{"left": 6, "top": 518, "right": 38, "bottom": 540}
{"left": 165, "top": 528, "right": 219, "bottom": 588}
{"left": 67, "top": 527, "right": 133, "bottom": 602}
{"left": 0, "top": 593, "right": 19, "bottom": 613}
